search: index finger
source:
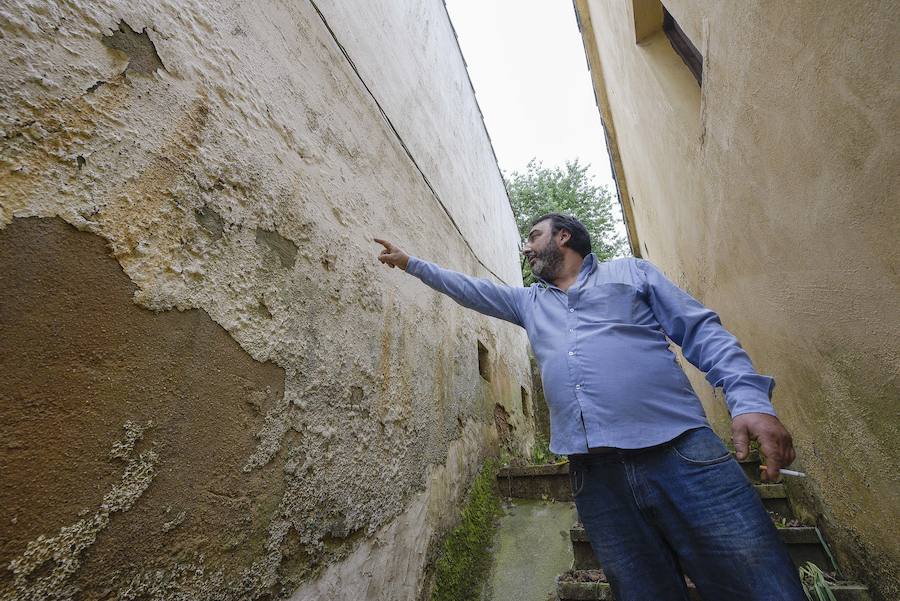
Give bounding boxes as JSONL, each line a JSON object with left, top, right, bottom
{"left": 759, "top": 438, "right": 783, "bottom": 482}
{"left": 373, "top": 238, "right": 392, "bottom": 249}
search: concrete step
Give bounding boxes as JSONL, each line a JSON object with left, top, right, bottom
{"left": 556, "top": 570, "right": 870, "bottom": 601}
{"left": 734, "top": 449, "right": 762, "bottom": 481}
{"left": 496, "top": 462, "right": 571, "bottom": 501}
{"left": 755, "top": 482, "right": 792, "bottom": 516}
{"left": 779, "top": 526, "right": 838, "bottom": 572}
{"left": 497, "top": 463, "right": 792, "bottom": 516}
{"left": 570, "top": 524, "right": 835, "bottom": 572}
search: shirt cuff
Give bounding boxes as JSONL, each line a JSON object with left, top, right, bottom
{"left": 406, "top": 255, "right": 424, "bottom": 276}
{"left": 727, "top": 388, "right": 778, "bottom": 419}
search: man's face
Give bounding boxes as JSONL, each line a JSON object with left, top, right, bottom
{"left": 522, "top": 220, "right": 564, "bottom": 281}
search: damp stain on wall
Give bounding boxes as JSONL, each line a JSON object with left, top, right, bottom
{"left": 0, "top": 217, "right": 287, "bottom": 599}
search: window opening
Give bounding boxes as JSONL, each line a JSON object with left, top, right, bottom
{"left": 477, "top": 341, "right": 491, "bottom": 382}
{"left": 662, "top": 7, "right": 702, "bottom": 85}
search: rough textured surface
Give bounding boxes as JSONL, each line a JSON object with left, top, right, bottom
{"left": 0, "top": 217, "right": 287, "bottom": 600}
{"left": 428, "top": 460, "right": 500, "bottom": 601}
{"left": 313, "top": 0, "right": 520, "bottom": 284}
{"left": 576, "top": 1, "right": 899, "bottom": 598}
{"left": 481, "top": 499, "right": 577, "bottom": 601}
{"left": 289, "top": 420, "right": 497, "bottom": 601}
{"left": 0, "top": 1, "right": 532, "bottom": 599}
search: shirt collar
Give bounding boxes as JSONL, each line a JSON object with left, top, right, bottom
{"left": 579, "top": 253, "right": 598, "bottom": 278}
{"left": 535, "top": 253, "right": 598, "bottom": 290}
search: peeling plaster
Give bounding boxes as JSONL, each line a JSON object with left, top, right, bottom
{"left": 101, "top": 20, "right": 166, "bottom": 75}
{"left": 4, "top": 422, "right": 158, "bottom": 601}
{"left": 0, "top": 0, "right": 532, "bottom": 598}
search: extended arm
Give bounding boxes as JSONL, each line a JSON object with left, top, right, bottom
{"left": 639, "top": 259, "right": 774, "bottom": 416}
{"left": 375, "top": 239, "right": 524, "bottom": 327}
{"left": 637, "top": 259, "right": 795, "bottom": 479}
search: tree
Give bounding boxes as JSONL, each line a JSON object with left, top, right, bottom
{"left": 505, "top": 159, "right": 627, "bottom": 284}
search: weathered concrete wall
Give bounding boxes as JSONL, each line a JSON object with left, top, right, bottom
{"left": 576, "top": 0, "right": 899, "bottom": 598}
{"left": 0, "top": 1, "right": 532, "bottom": 600}
{"left": 314, "top": 0, "right": 521, "bottom": 285}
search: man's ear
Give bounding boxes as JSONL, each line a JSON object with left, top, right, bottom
{"left": 557, "top": 228, "right": 572, "bottom": 247}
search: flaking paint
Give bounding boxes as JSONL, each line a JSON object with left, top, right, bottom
{"left": 0, "top": 1, "right": 532, "bottom": 599}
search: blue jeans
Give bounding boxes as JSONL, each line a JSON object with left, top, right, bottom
{"left": 568, "top": 427, "right": 806, "bottom": 601}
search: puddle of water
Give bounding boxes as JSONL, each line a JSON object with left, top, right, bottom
{"left": 480, "top": 498, "right": 577, "bottom": 601}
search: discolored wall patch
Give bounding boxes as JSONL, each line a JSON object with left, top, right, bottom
{"left": 255, "top": 227, "right": 298, "bottom": 269}
{"left": 0, "top": 0, "right": 534, "bottom": 597}
{"left": 0, "top": 217, "right": 286, "bottom": 599}
{"left": 101, "top": 20, "right": 166, "bottom": 76}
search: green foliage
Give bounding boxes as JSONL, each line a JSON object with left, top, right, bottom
{"left": 431, "top": 462, "right": 502, "bottom": 601}
{"left": 799, "top": 562, "right": 837, "bottom": 601}
{"left": 531, "top": 436, "right": 565, "bottom": 466}
{"left": 505, "top": 159, "right": 628, "bottom": 285}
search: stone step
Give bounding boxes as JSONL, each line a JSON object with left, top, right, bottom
{"left": 496, "top": 462, "right": 572, "bottom": 501}
{"left": 556, "top": 570, "right": 870, "bottom": 601}
{"left": 734, "top": 449, "right": 762, "bottom": 481}
{"left": 497, "top": 463, "right": 792, "bottom": 516}
{"left": 755, "top": 482, "right": 792, "bottom": 516}
{"left": 556, "top": 577, "right": 701, "bottom": 601}
{"left": 570, "top": 524, "right": 836, "bottom": 572}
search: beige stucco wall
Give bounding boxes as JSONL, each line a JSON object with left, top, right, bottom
{"left": 0, "top": 1, "right": 532, "bottom": 600}
{"left": 577, "top": 0, "right": 899, "bottom": 598}
{"left": 314, "top": 0, "right": 521, "bottom": 285}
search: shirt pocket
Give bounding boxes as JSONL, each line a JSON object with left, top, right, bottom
{"left": 580, "top": 283, "right": 640, "bottom": 324}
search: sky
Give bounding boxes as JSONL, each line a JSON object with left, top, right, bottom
{"left": 445, "top": 0, "right": 617, "bottom": 194}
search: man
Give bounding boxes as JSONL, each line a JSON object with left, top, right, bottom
{"left": 375, "top": 213, "right": 806, "bottom": 600}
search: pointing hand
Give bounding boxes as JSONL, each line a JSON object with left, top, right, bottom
{"left": 374, "top": 238, "right": 410, "bottom": 271}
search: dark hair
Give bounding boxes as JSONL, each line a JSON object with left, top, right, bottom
{"left": 529, "top": 213, "right": 592, "bottom": 257}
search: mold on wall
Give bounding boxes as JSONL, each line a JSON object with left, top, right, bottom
{"left": 0, "top": 1, "right": 532, "bottom": 599}
{"left": 576, "top": 0, "right": 899, "bottom": 597}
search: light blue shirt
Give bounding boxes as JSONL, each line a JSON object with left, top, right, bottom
{"left": 406, "top": 253, "right": 776, "bottom": 455}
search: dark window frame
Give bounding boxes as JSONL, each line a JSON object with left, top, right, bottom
{"left": 663, "top": 8, "right": 702, "bottom": 86}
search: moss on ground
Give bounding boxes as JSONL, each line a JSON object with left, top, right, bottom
{"left": 431, "top": 461, "right": 502, "bottom": 601}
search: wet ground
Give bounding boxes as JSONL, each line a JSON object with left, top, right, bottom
{"left": 480, "top": 498, "right": 578, "bottom": 601}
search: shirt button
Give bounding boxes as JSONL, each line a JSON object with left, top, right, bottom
{"left": 569, "top": 328, "right": 574, "bottom": 333}
{"left": 575, "top": 384, "right": 582, "bottom": 390}
{"left": 568, "top": 351, "right": 575, "bottom": 356}
{"left": 569, "top": 308, "right": 575, "bottom": 313}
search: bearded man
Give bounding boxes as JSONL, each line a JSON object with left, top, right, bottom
{"left": 374, "top": 213, "right": 806, "bottom": 601}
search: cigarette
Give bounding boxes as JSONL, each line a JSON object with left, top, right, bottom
{"left": 759, "top": 466, "right": 806, "bottom": 478}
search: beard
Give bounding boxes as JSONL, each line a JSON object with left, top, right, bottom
{"left": 530, "top": 238, "right": 564, "bottom": 281}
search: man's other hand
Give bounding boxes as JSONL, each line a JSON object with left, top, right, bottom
{"left": 731, "top": 413, "right": 797, "bottom": 482}
{"left": 374, "top": 238, "right": 410, "bottom": 271}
